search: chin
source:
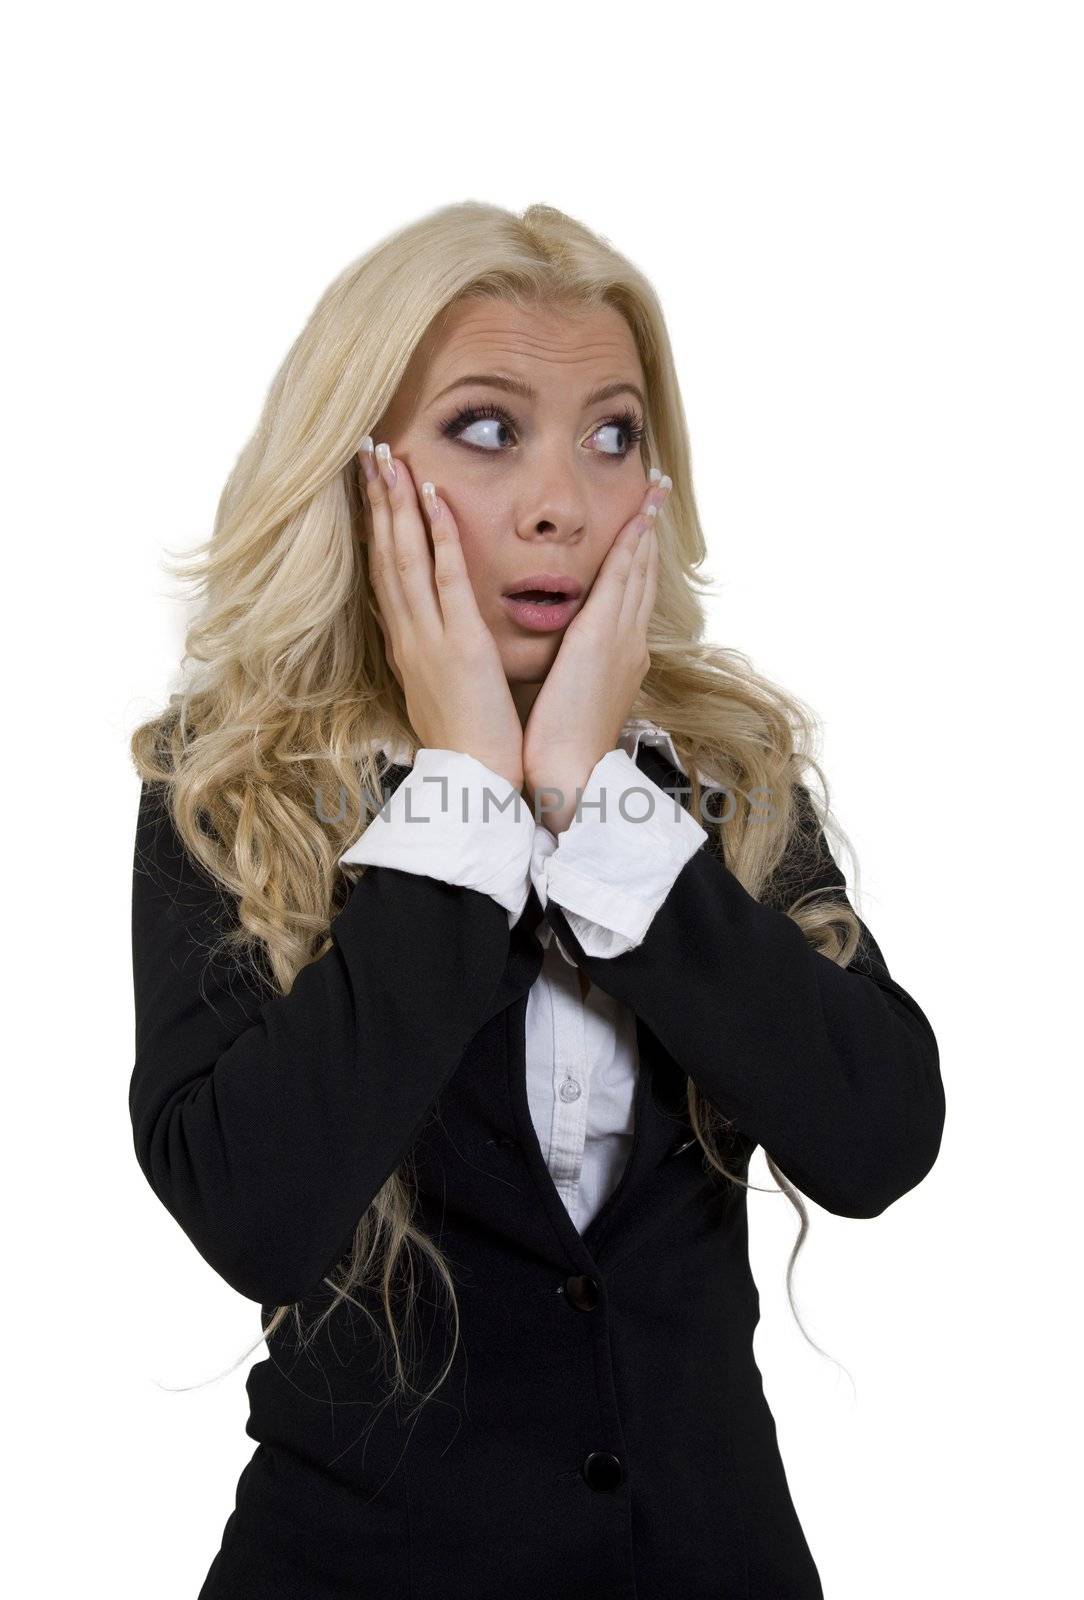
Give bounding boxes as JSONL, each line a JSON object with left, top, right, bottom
{"left": 502, "top": 636, "right": 559, "bottom": 673}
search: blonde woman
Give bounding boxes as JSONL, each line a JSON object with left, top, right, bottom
{"left": 129, "top": 201, "right": 945, "bottom": 1599}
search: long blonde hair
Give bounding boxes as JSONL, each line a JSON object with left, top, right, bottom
{"left": 130, "top": 199, "right": 862, "bottom": 1421}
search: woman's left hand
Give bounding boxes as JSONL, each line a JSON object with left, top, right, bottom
{"left": 522, "top": 474, "right": 670, "bottom": 835}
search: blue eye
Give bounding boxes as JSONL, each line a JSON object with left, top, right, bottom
{"left": 439, "top": 401, "right": 645, "bottom": 460}
{"left": 593, "top": 417, "right": 642, "bottom": 456}
{"left": 445, "top": 406, "right": 513, "bottom": 452}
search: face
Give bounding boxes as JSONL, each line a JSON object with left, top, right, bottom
{"left": 367, "top": 298, "right": 650, "bottom": 720}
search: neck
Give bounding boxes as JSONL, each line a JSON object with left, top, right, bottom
{"left": 511, "top": 681, "right": 544, "bottom": 727}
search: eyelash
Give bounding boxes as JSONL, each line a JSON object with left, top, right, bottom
{"left": 439, "top": 401, "right": 645, "bottom": 460}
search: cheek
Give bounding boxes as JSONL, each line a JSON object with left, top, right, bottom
{"left": 614, "top": 478, "right": 648, "bottom": 531}
{"left": 450, "top": 508, "right": 504, "bottom": 590}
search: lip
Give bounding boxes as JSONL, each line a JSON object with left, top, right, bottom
{"left": 500, "top": 572, "right": 583, "bottom": 600}
{"left": 499, "top": 572, "right": 584, "bottom": 634}
{"left": 500, "top": 589, "right": 582, "bottom": 633}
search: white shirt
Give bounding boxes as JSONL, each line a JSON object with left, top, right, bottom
{"left": 339, "top": 721, "right": 708, "bottom": 1234}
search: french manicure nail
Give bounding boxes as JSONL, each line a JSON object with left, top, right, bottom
{"left": 358, "top": 436, "right": 379, "bottom": 483}
{"left": 375, "top": 443, "right": 397, "bottom": 486}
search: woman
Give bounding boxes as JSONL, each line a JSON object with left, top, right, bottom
{"left": 129, "top": 200, "right": 945, "bottom": 1599}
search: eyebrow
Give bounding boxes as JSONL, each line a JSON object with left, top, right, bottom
{"left": 426, "top": 373, "right": 646, "bottom": 412}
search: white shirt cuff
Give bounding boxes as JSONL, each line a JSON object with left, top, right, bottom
{"left": 531, "top": 747, "right": 707, "bottom": 959}
{"left": 339, "top": 748, "right": 535, "bottom": 923}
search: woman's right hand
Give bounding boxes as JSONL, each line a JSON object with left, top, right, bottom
{"left": 358, "top": 438, "right": 525, "bottom": 793}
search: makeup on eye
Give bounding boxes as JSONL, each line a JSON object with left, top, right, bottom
{"left": 437, "top": 399, "right": 645, "bottom": 461}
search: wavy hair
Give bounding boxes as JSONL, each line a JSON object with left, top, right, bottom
{"left": 130, "top": 199, "right": 863, "bottom": 1423}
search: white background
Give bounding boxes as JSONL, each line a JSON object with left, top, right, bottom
{"left": 4, "top": 2, "right": 1080, "bottom": 1594}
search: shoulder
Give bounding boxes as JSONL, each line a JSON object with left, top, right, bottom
{"left": 132, "top": 778, "right": 238, "bottom": 933}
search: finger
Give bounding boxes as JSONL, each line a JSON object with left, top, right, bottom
{"left": 421, "top": 486, "right": 489, "bottom": 635}
{"left": 620, "top": 511, "right": 656, "bottom": 630}
{"left": 358, "top": 439, "right": 409, "bottom": 633}
{"left": 372, "top": 445, "right": 442, "bottom": 630}
{"left": 373, "top": 607, "right": 404, "bottom": 688}
{"left": 591, "top": 507, "right": 651, "bottom": 619}
{"left": 623, "top": 472, "right": 668, "bottom": 625}
{"left": 634, "top": 522, "right": 659, "bottom": 635}
{"left": 357, "top": 451, "right": 373, "bottom": 557}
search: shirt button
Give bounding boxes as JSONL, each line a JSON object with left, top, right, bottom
{"left": 558, "top": 1077, "right": 582, "bottom": 1103}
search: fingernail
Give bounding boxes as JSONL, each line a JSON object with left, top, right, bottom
{"left": 375, "top": 442, "right": 397, "bottom": 486}
{"left": 358, "top": 436, "right": 379, "bottom": 483}
{"left": 649, "top": 466, "right": 662, "bottom": 483}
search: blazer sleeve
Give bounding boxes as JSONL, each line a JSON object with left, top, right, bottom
{"left": 128, "top": 779, "right": 511, "bottom": 1305}
{"left": 541, "top": 786, "right": 945, "bottom": 1219}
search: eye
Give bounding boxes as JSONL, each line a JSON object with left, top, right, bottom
{"left": 589, "top": 407, "right": 645, "bottom": 458}
{"left": 439, "top": 401, "right": 516, "bottom": 453}
{"left": 438, "top": 400, "right": 646, "bottom": 462}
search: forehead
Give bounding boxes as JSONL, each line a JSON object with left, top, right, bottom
{"left": 411, "top": 298, "right": 643, "bottom": 402}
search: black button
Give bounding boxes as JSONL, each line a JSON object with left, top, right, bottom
{"left": 564, "top": 1274, "right": 600, "bottom": 1311}
{"left": 582, "top": 1451, "right": 623, "bottom": 1491}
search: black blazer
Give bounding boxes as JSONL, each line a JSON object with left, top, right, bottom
{"left": 129, "top": 740, "right": 945, "bottom": 1600}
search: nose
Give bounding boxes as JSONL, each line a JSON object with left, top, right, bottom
{"left": 515, "top": 476, "right": 587, "bottom": 544}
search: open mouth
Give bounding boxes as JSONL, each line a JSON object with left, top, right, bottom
{"left": 500, "top": 584, "right": 581, "bottom": 632}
